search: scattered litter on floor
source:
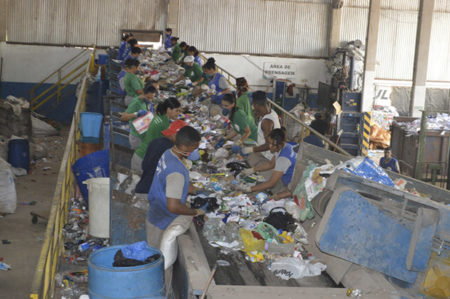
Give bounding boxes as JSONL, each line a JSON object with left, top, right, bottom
{"left": 0, "top": 261, "right": 12, "bottom": 270}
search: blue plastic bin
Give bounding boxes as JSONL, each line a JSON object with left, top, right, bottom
{"left": 88, "top": 245, "right": 165, "bottom": 299}
{"left": 72, "top": 150, "right": 109, "bottom": 201}
{"left": 8, "top": 139, "right": 30, "bottom": 171}
{"left": 97, "top": 54, "right": 110, "bottom": 65}
{"left": 80, "top": 112, "right": 103, "bottom": 143}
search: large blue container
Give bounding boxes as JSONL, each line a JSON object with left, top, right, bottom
{"left": 97, "top": 54, "right": 110, "bottom": 65}
{"left": 88, "top": 245, "right": 165, "bottom": 299}
{"left": 8, "top": 139, "right": 30, "bottom": 171}
{"left": 72, "top": 150, "right": 109, "bottom": 200}
{"left": 80, "top": 112, "right": 103, "bottom": 143}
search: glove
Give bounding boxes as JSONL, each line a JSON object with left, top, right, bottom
{"left": 237, "top": 183, "right": 252, "bottom": 193}
{"left": 195, "top": 209, "right": 205, "bottom": 217}
{"left": 242, "top": 167, "right": 255, "bottom": 176}
{"left": 187, "top": 149, "right": 200, "bottom": 161}
{"left": 240, "top": 146, "right": 254, "bottom": 156}
{"left": 136, "top": 110, "right": 147, "bottom": 117}
{"left": 214, "top": 138, "right": 226, "bottom": 149}
{"left": 231, "top": 144, "right": 241, "bottom": 154}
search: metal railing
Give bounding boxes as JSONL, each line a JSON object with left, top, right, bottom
{"left": 30, "top": 48, "right": 90, "bottom": 111}
{"left": 29, "top": 48, "right": 95, "bottom": 299}
{"left": 199, "top": 54, "right": 350, "bottom": 156}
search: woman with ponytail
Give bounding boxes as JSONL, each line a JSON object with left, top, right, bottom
{"left": 203, "top": 58, "right": 230, "bottom": 114}
{"left": 220, "top": 93, "right": 257, "bottom": 150}
{"left": 235, "top": 77, "right": 254, "bottom": 123}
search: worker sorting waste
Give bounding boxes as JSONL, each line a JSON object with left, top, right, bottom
{"left": 56, "top": 33, "right": 450, "bottom": 299}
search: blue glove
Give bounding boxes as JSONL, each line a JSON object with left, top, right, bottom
{"left": 231, "top": 144, "right": 241, "bottom": 154}
{"left": 187, "top": 149, "right": 200, "bottom": 161}
{"left": 214, "top": 138, "right": 226, "bottom": 149}
{"left": 136, "top": 110, "right": 147, "bottom": 117}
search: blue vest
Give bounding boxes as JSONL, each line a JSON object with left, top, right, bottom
{"left": 122, "top": 45, "right": 131, "bottom": 61}
{"left": 278, "top": 144, "right": 297, "bottom": 186}
{"left": 164, "top": 34, "right": 172, "bottom": 49}
{"left": 194, "top": 56, "right": 203, "bottom": 67}
{"left": 147, "top": 149, "right": 189, "bottom": 230}
{"left": 209, "top": 73, "right": 225, "bottom": 105}
{"left": 117, "top": 41, "right": 127, "bottom": 60}
{"left": 380, "top": 157, "right": 399, "bottom": 173}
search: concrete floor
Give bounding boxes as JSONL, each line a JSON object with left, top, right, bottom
{"left": 0, "top": 132, "right": 67, "bottom": 298}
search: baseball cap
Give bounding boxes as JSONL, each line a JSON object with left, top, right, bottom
{"left": 161, "top": 120, "right": 187, "bottom": 136}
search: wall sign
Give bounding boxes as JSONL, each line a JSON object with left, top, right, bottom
{"left": 263, "top": 63, "right": 296, "bottom": 79}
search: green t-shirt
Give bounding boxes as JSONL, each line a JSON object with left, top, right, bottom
{"left": 172, "top": 43, "right": 181, "bottom": 62}
{"left": 124, "top": 72, "right": 144, "bottom": 98}
{"left": 126, "top": 96, "right": 150, "bottom": 138}
{"left": 237, "top": 92, "right": 254, "bottom": 123}
{"left": 184, "top": 63, "right": 203, "bottom": 82}
{"left": 135, "top": 114, "right": 170, "bottom": 158}
{"left": 231, "top": 109, "right": 257, "bottom": 141}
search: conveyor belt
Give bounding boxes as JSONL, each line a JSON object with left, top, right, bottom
{"left": 195, "top": 225, "right": 339, "bottom": 288}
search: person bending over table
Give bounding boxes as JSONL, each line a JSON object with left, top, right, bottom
{"left": 239, "top": 128, "right": 297, "bottom": 198}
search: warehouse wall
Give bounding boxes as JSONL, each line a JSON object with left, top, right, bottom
{"left": 341, "top": 0, "right": 450, "bottom": 83}
{"left": 6, "top": 0, "right": 167, "bottom": 47}
{"left": 207, "top": 53, "right": 329, "bottom": 89}
{"left": 178, "top": 0, "right": 330, "bottom": 58}
{"left": 0, "top": 43, "right": 91, "bottom": 122}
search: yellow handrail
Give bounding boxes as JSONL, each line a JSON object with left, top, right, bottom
{"left": 29, "top": 48, "right": 94, "bottom": 299}
{"left": 31, "top": 59, "right": 89, "bottom": 105}
{"left": 30, "top": 48, "right": 89, "bottom": 101}
{"left": 32, "top": 69, "right": 86, "bottom": 111}
{"left": 199, "top": 54, "right": 350, "bottom": 156}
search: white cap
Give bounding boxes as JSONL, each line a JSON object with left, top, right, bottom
{"left": 184, "top": 55, "right": 195, "bottom": 63}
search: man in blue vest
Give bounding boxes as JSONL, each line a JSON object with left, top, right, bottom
{"left": 164, "top": 28, "right": 173, "bottom": 49}
{"left": 146, "top": 126, "right": 203, "bottom": 247}
{"left": 379, "top": 147, "right": 400, "bottom": 173}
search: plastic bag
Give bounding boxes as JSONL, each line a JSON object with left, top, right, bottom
{"left": 159, "top": 215, "right": 192, "bottom": 270}
{"left": 270, "top": 257, "right": 326, "bottom": 280}
{"left": 121, "top": 241, "right": 155, "bottom": 262}
{"left": 0, "top": 158, "right": 17, "bottom": 213}
{"left": 31, "top": 116, "right": 58, "bottom": 136}
{"left": 291, "top": 162, "right": 317, "bottom": 221}
{"left": 344, "top": 157, "right": 395, "bottom": 187}
{"left": 240, "top": 228, "right": 265, "bottom": 253}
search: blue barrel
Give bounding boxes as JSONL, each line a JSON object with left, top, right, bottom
{"left": 97, "top": 54, "right": 110, "bottom": 65}
{"left": 80, "top": 112, "right": 103, "bottom": 143}
{"left": 72, "top": 150, "right": 109, "bottom": 200}
{"left": 8, "top": 139, "right": 30, "bottom": 171}
{"left": 88, "top": 245, "right": 165, "bottom": 299}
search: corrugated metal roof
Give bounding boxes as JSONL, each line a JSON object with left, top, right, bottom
{"left": 376, "top": 9, "right": 418, "bottom": 80}
{"left": 427, "top": 12, "right": 450, "bottom": 81}
{"left": 340, "top": 7, "right": 368, "bottom": 44}
{"left": 6, "top": 0, "right": 166, "bottom": 46}
{"left": 345, "top": 0, "right": 369, "bottom": 8}
{"left": 435, "top": 0, "right": 450, "bottom": 12}
{"left": 381, "top": 0, "right": 419, "bottom": 11}
{"left": 0, "top": 0, "right": 8, "bottom": 41}
{"left": 178, "top": 0, "right": 329, "bottom": 57}
{"left": 293, "top": 2, "right": 329, "bottom": 56}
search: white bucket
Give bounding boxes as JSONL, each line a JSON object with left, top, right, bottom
{"left": 83, "top": 178, "right": 110, "bottom": 238}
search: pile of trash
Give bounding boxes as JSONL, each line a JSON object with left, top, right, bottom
{"left": 395, "top": 113, "right": 450, "bottom": 136}
{"left": 56, "top": 197, "right": 109, "bottom": 298}
{"left": 326, "top": 40, "right": 365, "bottom": 91}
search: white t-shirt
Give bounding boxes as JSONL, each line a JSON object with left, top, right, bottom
{"left": 257, "top": 109, "right": 281, "bottom": 160}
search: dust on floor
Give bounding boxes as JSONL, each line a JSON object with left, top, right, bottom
{"left": 0, "top": 129, "right": 68, "bottom": 298}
